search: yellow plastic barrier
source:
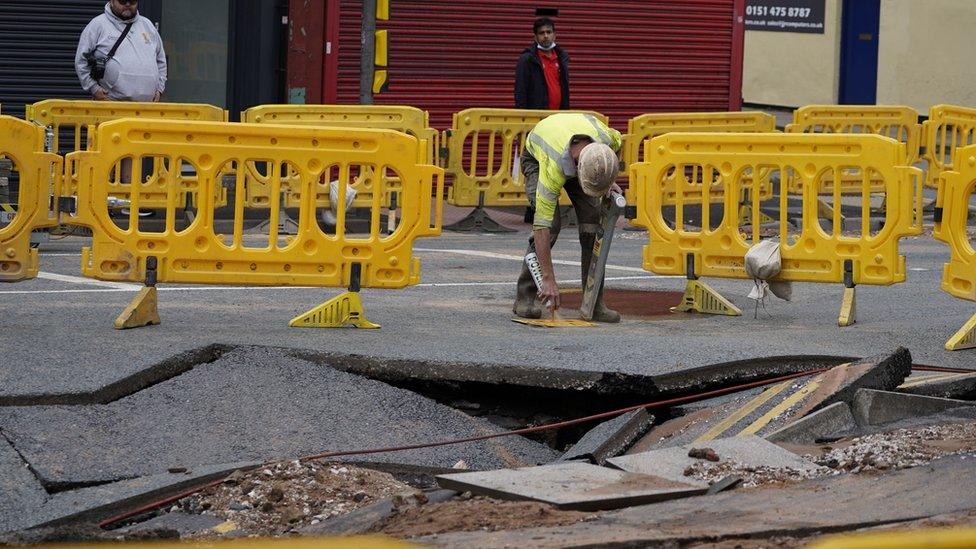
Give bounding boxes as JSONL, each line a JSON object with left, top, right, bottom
{"left": 241, "top": 104, "right": 440, "bottom": 211}
{"left": 0, "top": 116, "right": 62, "bottom": 281}
{"left": 633, "top": 132, "right": 923, "bottom": 325}
{"left": 808, "top": 526, "right": 976, "bottom": 549}
{"left": 27, "top": 99, "right": 228, "bottom": 209}
{"left": 444, "top": 108, "right": 608, "bottom": 232}
{"left": 786, "top": 105, "right": 921, "bottom": 204}
{"left": 922, "top": 104, "right": 976, "bottom": 190}
{"left": 621, "top": 112, "right": 777, "bottom": 225}
{"left": 623, "top": 111, "right": 776, "bottom": 166}
{"left": 68, "top": 118, "right": 443, "bottom": 328}
{"left": 933, "top": 143, "right": 976, "bottom": 350}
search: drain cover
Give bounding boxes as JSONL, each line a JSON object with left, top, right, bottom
{"left": 559, "top": 289, "right": 684, "bottom": 318}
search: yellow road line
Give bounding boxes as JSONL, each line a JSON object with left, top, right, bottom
{"left": 693, "top": 380, "right": 793, "bottom": 443}
{"left": 739, "top": 379, "right": 822, "bottom": 436}
{"left": 900, "top": 372, "right": 974, "bottom": 388}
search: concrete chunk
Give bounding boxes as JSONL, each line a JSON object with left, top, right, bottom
{"left": 852, "top": 389, "right": 976, "bottom": 426}
{"left": 607, "top": 435, "right": 822, "bottom": 482}
{"left": 764, "top": 402, "right": 857, "bottom": 444}
{"left": 898, "top": 372, "right": 976, "bottom": 400}
{"left": 118, "top": 512, "right": 225, "bottom": 536}
{"left": 791, "top": 347, "right": 913, "bottom": 418}
{"left": 436, "top": 461, "right": 706, "bottom": 511}
{"left": 558, "top": 409, "right": 655, "bottom": 465}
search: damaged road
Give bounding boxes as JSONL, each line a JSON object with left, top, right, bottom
{"left": 2, "top": 345, "right": 976, "bottom": 547}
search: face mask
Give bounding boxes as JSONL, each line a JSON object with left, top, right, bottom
{"left": 536, "top": 42, "right": 556, "bottom": 51}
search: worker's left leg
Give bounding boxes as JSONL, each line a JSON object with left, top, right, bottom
{"left": 565, "top": 178, "right": 619, "bottom": 323}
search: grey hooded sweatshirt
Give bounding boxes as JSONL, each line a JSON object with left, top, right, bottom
{"left": 74, "top": 3, "right": 167, "bottom": 101}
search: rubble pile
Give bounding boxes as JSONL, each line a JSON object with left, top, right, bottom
{"left": 811, "top": 421, "right": 976, "bottom": 473}
{"left": 683, "top": 459, "right": 829, "bottom": 488}
{"left": 177, "top": 460, "right": 415, "bottom": 537}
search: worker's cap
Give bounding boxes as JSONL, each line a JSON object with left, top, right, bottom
{"left": 577, "top": 143, "right": 619, "bottom": 197}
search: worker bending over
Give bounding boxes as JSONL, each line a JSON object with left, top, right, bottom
{"left": 513, "top": 112, "right": 622, "bottom": 322}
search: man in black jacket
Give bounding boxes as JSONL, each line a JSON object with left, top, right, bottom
{"left": 515, "top": 17, "right": 570, "bottom": 110}
{"left": 515, "top": 17, "right": 570, "bottom": 222}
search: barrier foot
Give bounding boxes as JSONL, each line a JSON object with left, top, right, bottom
{"left": 837, "top": 287, "right": 857, "bottom": 326}
{"left": 945, "top": 313, "right": 976, "bottom": 351}
{"left": 115, "top": 287, "right": 161, "bottom": 329}
{"left": 290, "top": 263, "right": 379, "bottom": 329}
{"left": 443, "top": 206, "right": 515, "bottom": 233}
{"left": 289, "top": 291, "right": 379, "bottom": 329}
{"left": 738, "top": 204, "right": 776, "bottom": 226}
{"left": 817, "top": 198, "right": 845, "bottom": 222}
{"left": 671, "top": 280, "right": 741, "bottom": 316}
{"left": 838, "top": 260, "right": 856, "bottom": 327}
{"left": 115, "top": 256, "right": 160, "bottom": 330}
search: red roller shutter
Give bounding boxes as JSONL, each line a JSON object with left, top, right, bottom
{"left": 333, "top": 0, "right": 744, "bottom": 130}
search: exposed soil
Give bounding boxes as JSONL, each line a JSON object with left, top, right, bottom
{"left": 369, "top": 494, "right": 596, "bottom": 538}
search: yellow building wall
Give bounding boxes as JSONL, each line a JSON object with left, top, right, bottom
{"left": 742, "top": 0, "right": 842, "bottom": 107}
{"left": 877, "top": 0, "right": 976, "bottom": 111}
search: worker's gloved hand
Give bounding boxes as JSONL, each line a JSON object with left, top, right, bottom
{"left": 607, "top": 182, "right": 623, "bottom": 197}
{"left": 538, "top": 277, "right": 560, "bottom": 312}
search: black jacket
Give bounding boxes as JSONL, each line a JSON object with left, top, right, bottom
{"left": 514, "top": 44, "right": 570, "bottom": 110}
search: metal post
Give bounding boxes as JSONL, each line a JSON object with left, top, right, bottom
{"left": 359, "top": 0, "right": 377, "bottom": 105}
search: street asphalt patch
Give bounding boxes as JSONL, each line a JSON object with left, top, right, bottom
{"left": 0, "top": 347, "right": 557, "bottom": 489}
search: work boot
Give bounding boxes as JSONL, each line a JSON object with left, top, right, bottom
{"left": 580, "top": 233, "right": 620, "bottom": 323}
{"left": 513, "top": 262, "right": 542, "bottom": 319}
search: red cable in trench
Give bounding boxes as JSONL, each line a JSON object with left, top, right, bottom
{"left": 99, "top": 363, "right": 973, "bottom": 529}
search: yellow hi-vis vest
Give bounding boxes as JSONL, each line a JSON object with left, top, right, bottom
{"left": 525, "top": 112, "right": 622, "bottom": 228}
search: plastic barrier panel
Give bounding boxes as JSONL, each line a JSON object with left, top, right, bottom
{"left": 69, "top": 119, "right": 443, "bottom": 290}
{"left": 923, "top": 104, "right": 976, "bottom": 190}
{"left": 240, "top": 105, "right": 438, "bottom": 210}
{"left": 621, "top": 112, "right": 777, "bottom": 215}
{"left": 445, "top": 108, "right": 608, "bottom": 208}
{"left": 27, "top": 99, "right": 227, "bottom": 209}
{"left": 0, "top": 115, "right": 62, "bottom": 281}
{"left": 933, "top": 143, "right": 976, "bottom": 350}
{"left": 633, "top": 132, "right": 922, "bottom": 324}
{"left": 786, "top": 105, "right": 921, "bottom": 198}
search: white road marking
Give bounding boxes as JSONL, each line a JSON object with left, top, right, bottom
{"left": 0, "top": 276, "right": 674, "bottom": 295}
{"left": 37, "top": 272, "right": 141, "bottom": 289}
{"left": 414, "top": 247, "right": 652, "bottom": 273}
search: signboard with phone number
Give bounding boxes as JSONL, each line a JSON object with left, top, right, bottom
{"left": 745, "top": 0, "right": 825, "bottom": 34}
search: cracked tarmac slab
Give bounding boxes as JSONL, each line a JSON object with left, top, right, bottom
{"left": 0, "top": 436, "right": 47, "bottom": 532}
{"left": 0, "top": 347, "right": 557, "bottom": 489}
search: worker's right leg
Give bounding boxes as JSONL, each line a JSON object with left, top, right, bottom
{"left": 514, "top": 150, "right": 562, "bottom": 319}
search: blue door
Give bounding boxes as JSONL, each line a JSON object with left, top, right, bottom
{"left": 839, "top": 0, "right": 880, "bottom": 104}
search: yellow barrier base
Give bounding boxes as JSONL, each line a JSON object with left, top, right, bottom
{"left": 114, "top": 287, "right": 161, "bottom": 330}
{"left": 671, "top": 280, "right": 742, "bottom": 316}
{"left": 838, "top": 286, "right": 856, "bottom": 327}
{"left": 511, "top": 317, "right": 595, "bottom": 328}
{"left": 290, "top": 291, "right": 380, "bottom": 329}
{"left": 945, "top": 313, "right": 976, "bottom": 351}
{"left": 817, "top": 198, "right": 845, "bottom": 222}
{"left": 738, "top": 204, "right": 776, "bottom": 226}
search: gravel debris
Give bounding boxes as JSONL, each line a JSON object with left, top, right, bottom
{"left": 176, "top": 460, "right": 415, "bottom": 538}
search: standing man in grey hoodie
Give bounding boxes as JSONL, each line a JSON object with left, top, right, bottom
{"left": 75, "top": 0, "right": 167, "bottom": 102}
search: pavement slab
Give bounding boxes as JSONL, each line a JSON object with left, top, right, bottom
{"left": 852, "top": 388, "right": 976, "bottom": 426}
{"left": 0, "top": 436, "right": 47, "bottom": 533}
{"left": 435, "top": 461, "right": 707, "bottom": 511}
{"left": 765, "top": 402, "right": 857, "bottom": 444}
{"left": 0, "top": 347, "right": 557, "bottom": 489}
{"left": 422, "top": 453, "right": 976, "bottom": 547}
{"left": 629, "top": 348, "right": 914, "bottom": 451}
{"left": 1, "top": 460, "right": 259, "bottom": 534}
{"left": 557, "top": 409, "right": 655, "bottom": 465}
{"left": 606, "top": 435, "right": 823, "bottom": 483}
